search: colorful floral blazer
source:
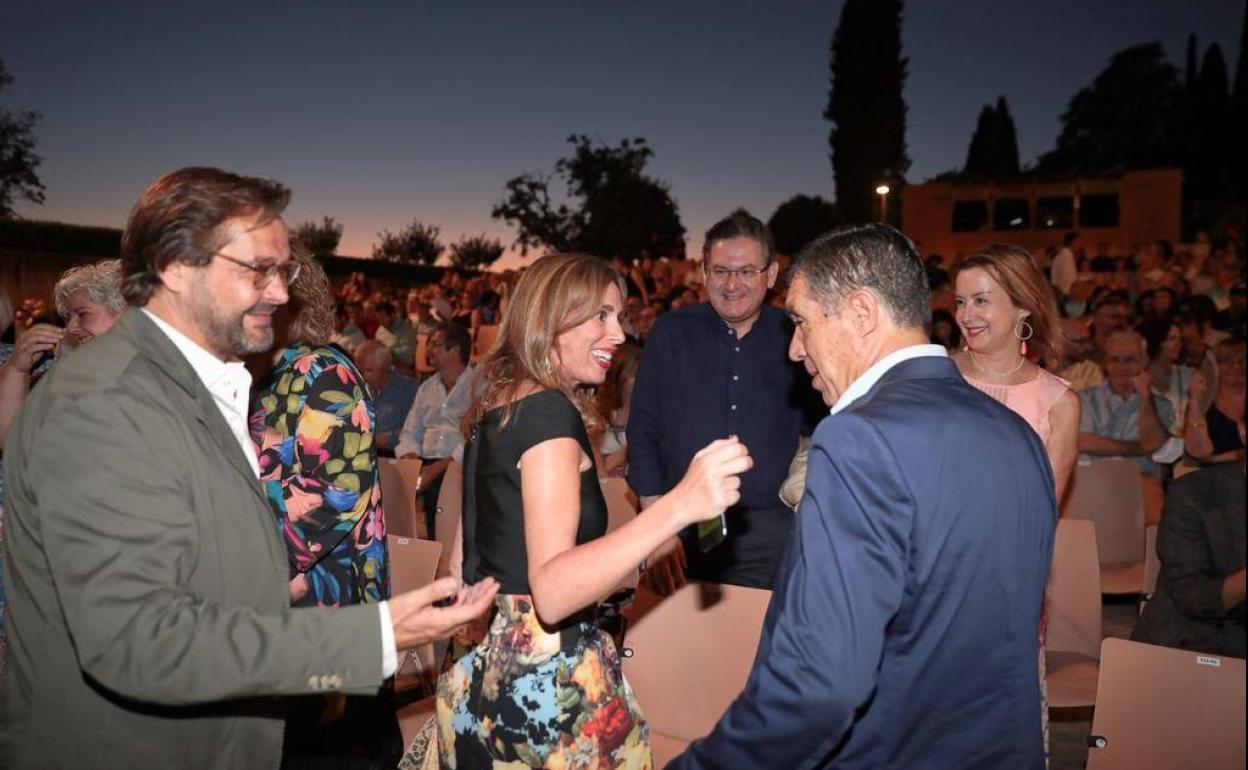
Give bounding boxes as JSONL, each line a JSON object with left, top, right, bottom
{"left": 250, "top": 342, "right": 389, "bottom": 607}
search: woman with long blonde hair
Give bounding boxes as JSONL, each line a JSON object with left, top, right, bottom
{"left": 437, "top": 253, "right": 750, "bottom": 769}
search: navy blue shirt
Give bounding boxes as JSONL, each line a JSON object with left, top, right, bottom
{"left": 627, "top": 303, "right": 822, "bottom": 588}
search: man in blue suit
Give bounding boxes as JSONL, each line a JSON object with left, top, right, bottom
{"left": 667, "top": 224, "right": 1056, "bottom": 770}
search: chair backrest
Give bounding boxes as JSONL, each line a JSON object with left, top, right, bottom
{"left": 1047, "top": 518, "right": 1103, "bottom": 660}
{"left": 599, "top": 477, "right": 638, "bottom": 591}
{"left": 622, "top": 582, "right": 772, "bottom": 742}
{"left": 388, "top": 535, "right": 445, "bottom": 685}
{"left": 386, "top": 535, "right": 443, "bottom": 595}
{"left": 435, "top": 459, "right": 464, "bottom": 560}
{"left": 1064, "top": 459, "right": 1145, "bottom": 565}
{"left": 600, "top": 477, "right": 636, "bottom": 534}
{"left": 414, "top": 333, "right": 435, "bottom": 376}
{"left": 378, "top": 457, "right": 423, "bottom": 538}
{"left": 473, "top": 325, "right": 500, "bottom": 362}
{"left": 1142, "top": 524, "right": 1161, "bottom": 600}
{"left": 1086, "top": 638, "right": 1246, "bottom": 770}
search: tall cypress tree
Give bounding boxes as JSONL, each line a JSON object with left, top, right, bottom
{"left": 962, "top": 97, "right": 1020, "bottom": 179}
{"left": 1190, "top": 44, "right": 1232, "bottom": 201}
{"left": 825, "top": 0, "right": 910, "bottom": 224}
{"left": 991, "top": 97, "right": 1021, "bottom": 177}
{"left": 963, "top": 105, "right": 994, "bottom": 177}
{"left": 1231, "top": 12, "right": 1246, "bottom": 199}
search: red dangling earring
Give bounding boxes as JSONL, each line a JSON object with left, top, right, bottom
{"left": 1015, "top": 317, "right": 1033, "bottom": 358}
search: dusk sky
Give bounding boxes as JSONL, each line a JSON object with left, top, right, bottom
{"left": 2, "top": 0, "right": 1243, "bottom": 268}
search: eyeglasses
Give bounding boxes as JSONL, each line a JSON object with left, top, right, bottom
{"left": 214, "top": 254, "right": 302, "bottom": 288}
{"left": 705, "top": 266, "right": 768, "bottom": 283}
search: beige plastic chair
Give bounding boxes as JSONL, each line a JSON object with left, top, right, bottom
{"left": 622, "top": 581, "right": 772, "bottom": 767}
{"left": 599, "top": 477, "right": 639, "bottom": 591}
{"left": 1140, "top": 524, "right": 1160, "bottom": 613}
{"left": 1046, "top": 518, "right": 1103, "bottom": 708}
{"left": 600, "top": 477, "right": 637, "bottom": 534}
{"left": 434, "top": 460, "right": 464, "bottom": 569}
{"left": 396, "top": 696, "right": 437, "bottom": 760}
{"left": 1063, "top": 459, "right": 1146, "bottom": 595}
{"left": 378, "top": 457, "right": 424, "bottom": 538}
{"left": 387, "top": 535, "right": 444, "bottom": 689}
{"left": 1085, "top": 638, "right": 1246, "bottom": 770}
{"left": 472, "top": 324, "right": 500, "bottom": 362}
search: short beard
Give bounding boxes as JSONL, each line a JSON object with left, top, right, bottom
{"left": 188, "top": 283, "right": 276, "bottom": 357}
{"left": 228, "top": 318, "right": 275, "bottom": 356}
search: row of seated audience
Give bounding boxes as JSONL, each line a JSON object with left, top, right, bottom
{"left": 0, "top": 203, "right": 1243, "bottom": 767}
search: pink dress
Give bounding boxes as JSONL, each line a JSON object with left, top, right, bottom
{"left": 963, "top": 367, "right": 1071, "bottom": 446}
{"left": 964, "top": 365, "right": 1071, "bottom": 763}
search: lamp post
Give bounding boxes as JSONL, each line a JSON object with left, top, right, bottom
{"left": 875, "top": 184, "right": 890, "bottom": 223}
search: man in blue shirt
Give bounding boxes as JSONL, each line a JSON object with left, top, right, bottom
{"left": 354, "top": 339, "right": 419, "bottom": 453}
{"left": 627, "top": 209, "right": 821, "bottom": 590}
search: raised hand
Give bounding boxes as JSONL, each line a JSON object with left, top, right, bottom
{"left": 8, "top": 324, "right": 65, "bottom": 373}
{"left": 670, "top": 436, "right": 753, "bottom": 528}
{"left": 389, "top": 575, "right": 499, "bottom": 650}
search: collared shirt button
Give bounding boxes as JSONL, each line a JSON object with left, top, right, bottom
{"left": 734, "top": 346, "right": 740, "bottom": 352}
{"left": 732, "top": 375, "right": 739, "bottom": 381}
{"left": 730, "top": 404, "right": 737, "bottom": 411}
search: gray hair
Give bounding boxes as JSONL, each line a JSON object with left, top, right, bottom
{"left": 790, "top": 223, "right": 929, "bottom": 329}
{"left": 1105, "top": 329, "right": 1147, "bottom": 360}
{"left": 54, "top": 259, "right": 126, "bottom": 319}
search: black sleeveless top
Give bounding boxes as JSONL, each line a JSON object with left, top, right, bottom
{"left": 1206, "top": 403, "right": 1246, "bottom": 455}
{"left": 462, "top": 389, "right": 608, "bottom": 596}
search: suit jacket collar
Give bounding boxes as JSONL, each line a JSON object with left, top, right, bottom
{"left": 116, "top": 308, "right": 266, "bottom": 499}
{"left": 831, "top": 344, "right": 950, "bottom": 414}
{"left": 854, "top": 354, "right": 963, "bottom": 409}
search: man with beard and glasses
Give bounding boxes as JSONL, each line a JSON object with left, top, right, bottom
{"left": 0, "top": 167, "right": 498, "bottom": 770}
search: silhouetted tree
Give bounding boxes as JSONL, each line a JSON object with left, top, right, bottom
{"left": 448, "top": 234, "right": 505, "bottom": 269}
{"left": 825, "top": 0, "right": 909, "bottom": 224}
{"left": 1232, "top": 10, "right": 1247, "bottom": 199}
{"left": 492, "top": 135, "right": 685, "bottom": 259}
{"left": 293, "top": 216, "right": 343, "bottom": 258}
{"left": 1188, "top": 43, "right": 1233, "bottom": 202}
{"left": 1036, "top": 43, "right": 1181, "bottom": 173}
{"left": 0, "top": 60, "right": 45, "bottom": 218}
{"left": 767, "top": 195, "right": 843, "bottom": 256}
{"left": 372, "top": 220, "right": 442, "bottom": 265}
{"left": 963, "top": 97, "right": 1020, "bottom": 179}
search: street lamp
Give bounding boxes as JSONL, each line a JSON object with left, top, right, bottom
{"left": 875, "top": 184, "right": 890, "bottom": 222}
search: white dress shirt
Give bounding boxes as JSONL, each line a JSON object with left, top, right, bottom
{"left": 143, "top": 310, "right": 397, "bottom": 677}
{"left": 830, "top": 344, "right": 949, "bottom": 415}
{"left": 395, "top": 365, "right": 478, "bottom": 461}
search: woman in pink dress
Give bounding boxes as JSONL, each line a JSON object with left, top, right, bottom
{"left": 953, "top": 243, "right": 1081, "bottom": 761}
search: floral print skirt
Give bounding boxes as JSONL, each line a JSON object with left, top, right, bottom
{"left": 436, "top": 595, "right": 652, "bottom": 769}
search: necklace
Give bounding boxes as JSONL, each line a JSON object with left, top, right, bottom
{"left": 969, "top": 350, "right": 1026, "bottom": 378}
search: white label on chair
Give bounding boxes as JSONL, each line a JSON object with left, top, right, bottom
{"left": 1196, "top": 656, "right": 1221, "bottom": 667}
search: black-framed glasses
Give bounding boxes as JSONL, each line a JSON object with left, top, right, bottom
{"left": 214, "top": 253, "right": 302, "bottom": 288}
{"left": 705, "top": 265, "right": 768, "bottom": 283}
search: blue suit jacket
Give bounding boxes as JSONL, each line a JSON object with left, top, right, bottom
{"left": 667, "top": 356, "right": 1056, "bottom": 770}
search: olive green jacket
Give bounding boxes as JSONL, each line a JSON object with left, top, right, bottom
{"left": 1, "top": 308, "right": 384, "bottom": 769}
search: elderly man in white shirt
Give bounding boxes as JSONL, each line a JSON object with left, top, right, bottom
{"left": 396, "top": 321, "right": 479, "bottom": 538}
